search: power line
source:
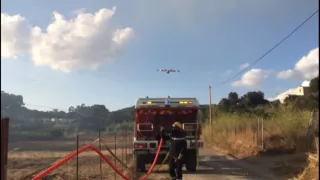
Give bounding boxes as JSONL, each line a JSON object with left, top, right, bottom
{"left": 216, "top": 9, "right": 319, "bottom": 87}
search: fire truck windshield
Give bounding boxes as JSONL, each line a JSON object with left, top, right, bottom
{"left": 138, "top": 109, "right": 197, "bottom": 124}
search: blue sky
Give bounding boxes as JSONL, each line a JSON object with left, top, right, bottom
{"left": 1, "top": 0, "right": 319, "bottom": 111}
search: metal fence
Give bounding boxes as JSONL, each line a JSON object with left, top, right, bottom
{"left": 219, "top": 110, "right": 319, "bottom": 152}
{"left": 5, "top": 124, "right": 135, "bottom": 180}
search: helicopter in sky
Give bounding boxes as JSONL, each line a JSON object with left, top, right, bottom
{"left": 157, "top": 69, "right": 180, "bottom": 74}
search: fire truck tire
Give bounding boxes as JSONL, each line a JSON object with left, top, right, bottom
{"left": 185, "top": 149, "right": 197, "bottom": 172}
{"left": 134, "top": 154, "right": 146, "bottom": 172}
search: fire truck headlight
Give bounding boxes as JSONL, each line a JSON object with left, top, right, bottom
{"left": 134, "top": 143, "right": 148, "bottom": 149}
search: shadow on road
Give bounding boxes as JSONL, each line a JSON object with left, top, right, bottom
{"left": 153, "top": 151, "right": 310, "bottom": 180}
{"left": 197, "top": 152, "right": 309, "bottom": 180}
{"left": 198, "top": 155, "right": 260, "bottom": 177}
{"left": 153, "top": 154, "right": 261, "bottom": 178}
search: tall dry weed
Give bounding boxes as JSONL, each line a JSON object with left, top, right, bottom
{"left": 296, "top": 138, "right": 319, "bottom": 180}
{"left": 202, "top": 106, "right": 318, "bottom": 156}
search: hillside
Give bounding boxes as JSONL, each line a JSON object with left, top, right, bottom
{"left": 0, "top": 90, "right": 216, "bottom": 140}
{"left": 1, "top": 76, "right": 318, "bottom": 141}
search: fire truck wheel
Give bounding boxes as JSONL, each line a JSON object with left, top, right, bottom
{"left": 134, "top": 154, "right": 146, "bottom": 172}
{"left": 185, "top": 149, "right": 197, "bottom": 172}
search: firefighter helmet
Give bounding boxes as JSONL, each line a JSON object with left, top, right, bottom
{"left": 172, "top": 121, "right": 182, "bottom": 129}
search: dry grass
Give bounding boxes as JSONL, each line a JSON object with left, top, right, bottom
{"left": 203, "top": 106, "right": 318, "bottom": 155}
{"left": 295, "top": 138, "right": 319, "bottom": 180}
{"left": 203, "top": 106, "right": 319, "bottom": 179}
{"left": 7, "top": 136, "right": 134, "bottom": 180}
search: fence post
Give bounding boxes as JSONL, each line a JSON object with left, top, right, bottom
{"left": 76, "top": 135, "right": 79, "bottom": 180}
{"left": 121, "top": 131, "right": 124, "bottom": 172}
{"left": 114, "top": 131, "right": 117, "bottom": 180}
{"left": 1, "top": 117, "right": 9, "bottom": 180}
{"left": 261, "top": 118, "right": 264, "bottom": 150}
{"left": 257, "top": 119, "right": 260, "bottom": 146}
{"left": 125, "top": 130, "right": 128, "bottom": 164}
{"left": 98, "top": 129, "right": 102, "bottom": 180}
{"left": 307, "top": 109, "right": 316, "bottom": 149}
{"left": 244, "top": 124, "right": 247, "bottom": 140}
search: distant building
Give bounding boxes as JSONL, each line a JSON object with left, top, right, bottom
{"left": 269, "top": 82, "right": 311, "bottom": 103}
{"left": 288, "top": 86, "right": 310, "bottom": 96}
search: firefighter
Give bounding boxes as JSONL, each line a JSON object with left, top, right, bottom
{"left": 160, "top": 121, "right": 187, "bottom": 180}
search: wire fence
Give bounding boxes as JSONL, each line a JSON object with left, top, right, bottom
{"left": 6, "top": 127, "right": 135, "bottom": 180}
{"left": 213, "top": 110, "right": 319, "bottom": 154}
{"left": 4, "top": 110, "right": 319, "bottom": 179}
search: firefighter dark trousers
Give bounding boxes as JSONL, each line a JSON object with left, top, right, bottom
{"left": 169, "top": 158, "right": 183, "bottom": 180}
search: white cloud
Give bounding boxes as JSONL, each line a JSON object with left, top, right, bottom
{"left": 1, "top": 7, "right": 133, "bottom": 72}
{"left": 239, "top": 63, "right": 249, "bottom": 70}
{"left": 232, "top": 69, "right": 269, "bottom": 88}
{"left": 277, "top": 47, "right": 319, "bottom": 80}
{"left": 30, "top": 7, "right": 133, "bottom": 72}
{"left": 1, "top": 13, "right": 30, "bottom": 59}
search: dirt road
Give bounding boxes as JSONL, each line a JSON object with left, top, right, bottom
{"left": 142, "top": 148, "right": 280, "bottom": 180}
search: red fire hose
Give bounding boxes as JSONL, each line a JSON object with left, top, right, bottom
{"left": 139, "top": 138, "right": 163, "bottom": 180}
{"left": 32, "top": 139, "right": 163, "bottom": 180}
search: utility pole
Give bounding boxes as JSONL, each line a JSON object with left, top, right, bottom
{"left": 209, "top": 85, "right": 212, "bottom": 127}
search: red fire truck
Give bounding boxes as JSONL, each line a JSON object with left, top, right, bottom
{"left": 133, "top": 97, "right": 203, "bottom": 172}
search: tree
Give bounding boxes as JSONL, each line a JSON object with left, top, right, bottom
{"left": 68, "top": 106, "right": 75, "bottom": 113}
{"left": 1, "top": 91, "right": 24, "bottom": 110}
{"left": 270, "top": 99, "right": 281, "bottom": 108}
{"left": 218, "top": 98, "right": 231, "bottom": 112}
{"left": 310, "top": 76, "right": 319, "bottom": 93}
{"left": 284, "top": 93, "right": 318, "bottom": 110}
{"left": 228, "top": 92, "right": 239, "bottom": 105}
{"left": 216, "top": 90, "right": 270, "bottom": 114}
{"left": 240, "top": 91, "right": 268, "bottom": 108}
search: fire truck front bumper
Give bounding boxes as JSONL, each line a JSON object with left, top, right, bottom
{"left": 133, "top": 147, "right": 169, "bottom": 155}
{"left": 186, "top": 139, "right": 204, "bottom": 149}
{"left": 133, "top": 148, "right": 170, "bottom": 164}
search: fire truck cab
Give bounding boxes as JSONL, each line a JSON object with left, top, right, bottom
{"left": 133, "top": 97, "right": 203, "bottom": 172}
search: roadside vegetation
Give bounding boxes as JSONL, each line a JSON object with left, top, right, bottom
{"left": 1, "top": 91, "right": 135, "bottom": 142}
{"left": 202, "top": 76, "right": 319, "bottom": 179}
{"left": 1, "top": 76, "right": 318, "bottom": 179}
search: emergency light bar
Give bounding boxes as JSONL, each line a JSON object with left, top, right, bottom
{"left": 142, "top": 101, "right": 192, "bottom": 105}
{"left": 179, "top": 101, "right": 192, "bottom": 104}
{"left": 135, "top": 97, "right": 200, "bottom": 108}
